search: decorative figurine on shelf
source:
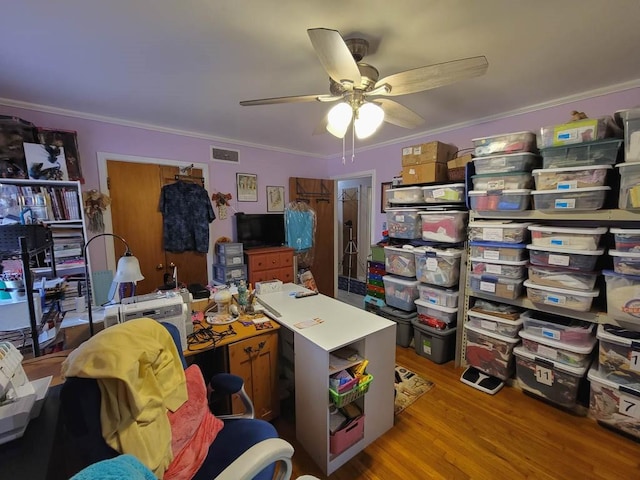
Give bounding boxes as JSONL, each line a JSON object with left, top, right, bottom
{"left": 237, "top": 280, "right": 248, "bottom": 309}
{"left": 83, "top": 189, "right": 111, "bottom": 232}
{"left": 212, "top": 191, "right": 232, "bottom": 219}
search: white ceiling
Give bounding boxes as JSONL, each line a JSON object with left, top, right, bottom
{"left": 2, "top": 1, "right": 640, "bottom": 158}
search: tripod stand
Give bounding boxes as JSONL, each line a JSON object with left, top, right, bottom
{"left": 342, "top": 220, "right": 365, "bottom": 293}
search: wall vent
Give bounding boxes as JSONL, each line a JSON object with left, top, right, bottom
{"left": 210, "top": 146, "right": 239, "bottom": 164}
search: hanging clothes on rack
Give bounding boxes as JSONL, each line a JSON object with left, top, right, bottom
{"left": 159, "top": 179, "right": 215, "bottom": 253}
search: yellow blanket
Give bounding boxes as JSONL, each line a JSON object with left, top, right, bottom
{"left": 61, "top": 318, "right": 187, "bottom": 478}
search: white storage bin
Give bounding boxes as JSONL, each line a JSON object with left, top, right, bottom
{"left": 540, "top": 139, "right": 623, "bottom": 169}
{"left": 387, "top": 186, "right": 424, "bottom": 204}
{"left": 468, "top": 189, "right": 531, "bottom": 212}
{"left": 526, "top": 244, "right": 603, "bottom": 271}
{"left": 522, "top": 312, "right": 595, "bottom": 346}
{"left": 464, "top": 323, "right": 520, "bottom": 380}
{"left": 597, "top": 323, "right": 640, "bottom": 384}
{"left": 531, "top": 186, "right": 610, "bottom": 211}
{"left": 468, "top": 221, "right": 532, "bottom": 244}
{"left": 467, "top": 309, "right": 523, "bottom": 338}
{"left": 620, "top": 108, "right": 640, "bottom": 162}
{"left": 532, "top": 165, "right": 610, "bottom": 190}
{"left": 610, "top": 228, "right": 640, "bottom": 252}
{"left": 523, "top": 280, "right": 599, "bottom": 312}
{"left": 610, "top": 250, "right": 640, "bottom": 276}
{"left": 417, "top": 284, "right": 459, "bottom": 308}
{"left": 382, "top": 275, "right": 420, "bottom": 311}
{"left": 518, "top": 329, "right": 596, "bottom": 369}
{"left": 386, "top": 208, "right": 422, "bottom": 239}
{"left": 384, "top": 246, "right": 416, "bottom": 278}
{"left": 471, "top": 172, "right": 532, "bottom": 191}
{"left": 414, "top": 247, "right": 463, "bottom": 288}
{"left": 469, "top": 274, "right": 524, "bottom": 300}
{"left": 588, "top": 368, "right": 640, "bottom": 441}
{"left": 470, "top": 241, "right": 527, "bottom": 262}
{"left": 472, "top": 131, "right": 537, "bottom": 157}
{"left": 419, "top": 210, "right": 468, "bottom": 243}
{"left": 421, "top": 184, "right": 465, "bottom": 203}
{"left": 415, "top": 299, "right": 458, "bottom": 326}
{"left": 528, "top": 225, "right": 606, "bottom": 251}
{"left": 514, "top": 346, "right": 588, "bottom": 409}
{"left": 527, "top": 264, "right": 599, "bottom": 291}
{"left": 603, "top": 270, "right": 640, "bottom": 323}
{"left": 616, "top": 161, "right": 640, "bottom": 210}
{"left": 473, "top": 152, "right": 540, "bottom": 174}
{"left": 470, "top": 257, "right": 527, "bottom": 279}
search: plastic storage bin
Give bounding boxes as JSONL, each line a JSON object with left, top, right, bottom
{"left": 514, "top": 346, "right": 588, "bottom": 408}
{"left": 469, "top": 274, "right": 524, "bottom": 300}
{"left": 386, "top": 208, "right": 422, "bottom": 239}
{"left": 610, "top": 228, "right": 640, "bottom": 252}
{"left": 421, "top": 184, "right": 465, "bottom": 203}
{"left": 531, "top": 186, "right": 610, "bottom": 211}
{"left": 528, "top": 225, "right": 606, "bottom": 251}
{"left": 330, "top": 415, "right": 365, "bottom": 455}
{"left": 471, "top": 172, "right": 533, "bottom": 191}
{"left": 620, "top": 108, "right": 640, "bottom": 162}
{"left": 603, "top": 270, "right": 640, "bottom": 323}
{"left": 387, "top": 186, "right": 424, "bottom": 204}
{"left": 470, "top": 257, "right": 527, "bottom": 279}
{"left": 414, "top": 247, "right": 463, "bottom": 288}
{"left": 540, "top": 116, "right": 621, "bottom": 148}
{"left": 473, "top": 152, "right": 540, "bottom": 174}
{"left": 540, "top": 139, "right": 623, "bottom": 169}
{"left": 468, "top": 189, "right": 531, "bottom": 212}
{"left": 522, "top": 312, "right": 595, "bottom": 346}
{"left": 527, "top": 264, "right": 599, "bottom": 291}
{"left": 523, "top": 280, "right": 599, "bottom": 312}
{"left": 472, "top": 131, "right": 537, "bottom": 156}
{"left": 384, "top": 246, "right": 416, "bottom": 277}
{"left": 419, "top": 210, "right": 468, "bottom": 243}
{"left": 411, "top": 319, "right": 456, "bottom": 364}
{"left": 588, "top": 368, "right": 640, "bottom": 441}
{"left": 610, "top": 250, "right": 640, "bottom": 276}
{"left": 526, "top": 245, "right": 603, "bottom": 271}
{"left": 470, "top": 241, "right": 527, "bottom": 262}
{"left": 467, "top": 309, "right": 523, "bottom": 338}
{"left": 468, "top": 221, "right": 532, "bottom": 244}
{"left": 382, "top": 275, "right": 420, "bottom": 311}
{"left": 376, "top": 305, "right": 416, "bottom": 348}
{"left": 216, "top": 251, "right": 244, "bottom": 266}
{"left": 215, "top": 242, "right": 243, "bottom": 256}
{"left": 616, "top": 161, "right": 640, "bottom": 210}
{"left": 518, "top": 329, "right": 596, "bottom": 368}
{"left": 415, "top": 299, "right": 458, "bottom": 329}
{"left": 597, "top": 323, "right": 640, "bottom": 384}
{"left": 532, "top": 165, "right": 610, "bottom": 190}
{"left": 417, "top": 284, "right": 459, "bottom": 308}
{"left": 464, "top": 323, "right": 520, "bottom": 380}
{"left": 213, "top": 263, "right": 247, "bottom": 284}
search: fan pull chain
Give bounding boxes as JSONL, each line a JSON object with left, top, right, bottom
{"left": 342, "top": 135, "right": 346, "bottom": 164}
{"left": 351, "top": 119, "right": 355, "bottom": 162}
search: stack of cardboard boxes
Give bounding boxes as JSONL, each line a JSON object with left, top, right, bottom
{"left": 401, "top": 141, "right": 459, "bottom": 185}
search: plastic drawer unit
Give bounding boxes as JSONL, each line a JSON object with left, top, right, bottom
{"left": 414, "top": 247, "right": 463, "bottom": 288}
{"left": 382, "top": 275, "right": 420, "bottom": 311}
{"left": 527, "top": 264, "right": 599, "bottom": 291}
{"left": 523, "top": 280, "right": 599, "bottom": 312}
{"left": 597, "top": 323, "right": 640, "bottom": 384}
{"left": 386, "top": 208, "right": 422, "bottom": 239}
{"left": 213, "top": 263, "right": 247, "bottom": 284}
{"left": 528, "top": 225, "right": 606, "bottom": 251}
{"left": 419, "top": 210, "right": 468, "bottom": 243}
{"left": 215, "top": 242, "right": 243, "bottom": 256}
{"left": 531, "top": 186, "right": 610, "bottom": 211}
{"left": 472, "top": 131, "right": 537, "bottom": 157}
{"left": 539, "top": 139, "right": 623, "bottom": 169}
{"left": 421, "top": 183, "right": 465, "bottom": 203}
{"left": 384, "top": 246, "right": 417, "bottom": 277}
{"left": 468, "top": 221, "right": 532, "bottom": 244}
{"left": 464, "top": 323, "right": 520, "bottom": 380}
{"left": 616, "top": 161, "right": 640, "bottom": 210}
{"left": 471, "top": 172, "right": 533, "bottom": 191}
{"left": 473, "top": 152, "right": 540, "bottom": 175}
{"left": 518, "top": 329, "right": 596, "bottom": 369}
{"left": 532, "top": 165, "right": 610, "bottom": 190}
{"left": 526, "top": 245, "right": 603, "bottom": 271}
{"left": 469, "top": 274, "right": 524, "bottom": 300}
{"left": 470, "top": 241, "right": 527, "bottom": 262}
{"left": 603, "top": 271, "right": 640, "bottom": 323}
{"left": 468, "top": 189, "right": 531, "bottom": 212}
{"left": 466, "top": 309, "right": 524, "bottom": 338}
{"left": 610, "top": 228, "right": 640, "bottom": 252}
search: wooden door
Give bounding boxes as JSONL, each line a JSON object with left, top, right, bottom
{"left": 288, "top": 177, "right": 335, "bottom": 296}
{"left": 107, "top": 160, "right": 208, "bottom": 294}
{"left": 340, "top": 187, "right": 359, "bottom": 278}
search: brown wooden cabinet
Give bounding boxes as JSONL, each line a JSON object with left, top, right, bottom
{"left": 244, "top": 246, "right": 295, "bottom": 285}
{"left": 228, "top": 329, "right": 280, "bottom": 421}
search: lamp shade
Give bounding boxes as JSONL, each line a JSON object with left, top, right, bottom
{"left": 326, "top": 102, "right": 353, "bottom": 138}
{"left": 354, "top": 102, "right": 385, "bottom": 139}
{"left": 113, "top": 254, "right": 144, "bottom": 283}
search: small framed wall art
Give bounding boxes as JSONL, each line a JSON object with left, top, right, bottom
{"left": 236, "top": 173, "right": 258, "bottom": 202}
{"left": 266, "top": 185, "right": 285, "bottom": 212}
{"left": 380, "top": 181, "right": 392, "bottom": 213}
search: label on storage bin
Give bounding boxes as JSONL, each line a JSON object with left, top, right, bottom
{"left": 480, "top": 320, "right": 497, "bottom": 331}
{"left": 485, "top": 264, "right": 503, "bottom": 275}
{"left": 480, "top": 281, "right": 496, "bottom": 293}
{"left": 422, "top": 339, "right": 432, "bottom": 355}
{"left": 534, "top": 364, "right": 555, "bottom": 386}
{"left": 428, "top": 296, "right": 438, "bottom": 304}
{"left": 554, "top": 198, "right": 576, "bottom": 209}
{"left": 413, "top": 146, "right": 423, "bottom": 154}
{"left": 630, "top": 347, "right": 640, "bottom": 372}
{"left": 544, "top": 294, "right": 566, "bottom": 306}
{"left": 482, "top": 228, "right": 504, "bottom": 242}
{"left": 394, "top": 214, "right": 405, "bottom": 222}
{"left": 548, "top": 254, "right": 570, "bottom": 266}
{"left": 550, "top": 238, "right": 565, "bottom": 246}
{"left": 483, "top": 250, "right": 501, "bottom": 260}
{"left": 537, "top": 344, "right": 559, "bottom": 360}
{"left": 557, "top": 181, "right": 577, "bottom": 190}
{"left": 487, "top": 180, "right": 505, "bottom": 191}
{"left": 432, "top": 188, "right": 446, "bottom": 198}
{"left": 541, "top": 328, "right": 561, "bottom": 341}
{"left": 232, "top": 257, "right": 242, "bottom": 264}
{"left": 619, "top": 390, "right": 640, "bottom": 419}
{"left": 402, "top": 147, "right": 412, "bottom": 156}
{"left": 426, "top": 257, "right": 438, "bottom": 272}
{"left": 231, "top": 269, "right": 242, "bottom": 278}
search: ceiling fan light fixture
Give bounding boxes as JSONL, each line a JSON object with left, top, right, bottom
{"left": 354, "top": 102, "right": 384, "bottom": 139}
{"left": 326, "top": 102, "right": 353, "bottom": 138}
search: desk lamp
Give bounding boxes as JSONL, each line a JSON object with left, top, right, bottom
{"left": 82, "top": 233, "right": 144, "bottom": 336}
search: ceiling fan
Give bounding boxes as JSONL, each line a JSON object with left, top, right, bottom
{"left": 240, "top": 28, "right": 489, "bottom": 139}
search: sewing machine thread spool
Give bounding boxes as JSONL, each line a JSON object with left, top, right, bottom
{"left": 213, "top": 286, "right": 232, "bottom": 314}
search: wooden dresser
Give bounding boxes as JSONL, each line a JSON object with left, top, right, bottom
{"left": 244, "top": 246, "right": 295, "bottom": 285}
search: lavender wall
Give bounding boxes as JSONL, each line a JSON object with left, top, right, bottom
{"left": 327, "top": 87, "right": 640, "bottom": 241}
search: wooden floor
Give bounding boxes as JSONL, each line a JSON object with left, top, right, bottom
{"left": 273, "top": 346, "right": 640, "bottom": 480}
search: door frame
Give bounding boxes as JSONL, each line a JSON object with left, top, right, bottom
{"left": 331, "top": 169, "right": 376, "bottom": 297}
{"left": 97, "top": 152, "right": 213, "bottom": 283}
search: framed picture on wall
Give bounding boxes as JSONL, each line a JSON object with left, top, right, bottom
{"left": 266, "top": 185, "right": 285, "bottom": 212}
{"left": 381, "top": 181, "right": 392, "bottom": 213}
{"left": 236, "top": 173, "right": 258, "bottom": 202}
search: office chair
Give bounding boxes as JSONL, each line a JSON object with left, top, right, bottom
{"left": 60, "top": 320, "right": 294, "bottom": 480}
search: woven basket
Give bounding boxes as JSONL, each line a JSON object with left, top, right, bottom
{"left": 447, "top": 167, "right": 466, "bottom": 181}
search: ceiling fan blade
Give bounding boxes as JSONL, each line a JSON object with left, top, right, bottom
{"left": 240, "top": 93, "right": 339, "bottom": 106}
{"left": 374, "top": 56, "right": 488, "bottom": 97}
{"left": 307, "top": 28, "right": 362, "bottom": 86}
{"left": 376, "top": 99, "right": 425, "bottom": 129}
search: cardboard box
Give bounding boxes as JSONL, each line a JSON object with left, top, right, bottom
{"left": 447, "top": 153, "right": 474, "bottom": 169}
{"left": 402, "top": 163, "right": 448, "bottom": 185}
{"left": 401, "top": 141, "right": 458, "bottom": 166}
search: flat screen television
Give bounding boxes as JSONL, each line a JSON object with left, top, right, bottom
{"left": 234, "top": 213, "right": 286, "bottom": 249}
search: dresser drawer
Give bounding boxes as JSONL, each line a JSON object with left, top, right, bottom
{"left": 249, "top": 252, "right": 286, "bottom": 272}
{"left": 251, "top": 267, "right": 294, "bottom": 283}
